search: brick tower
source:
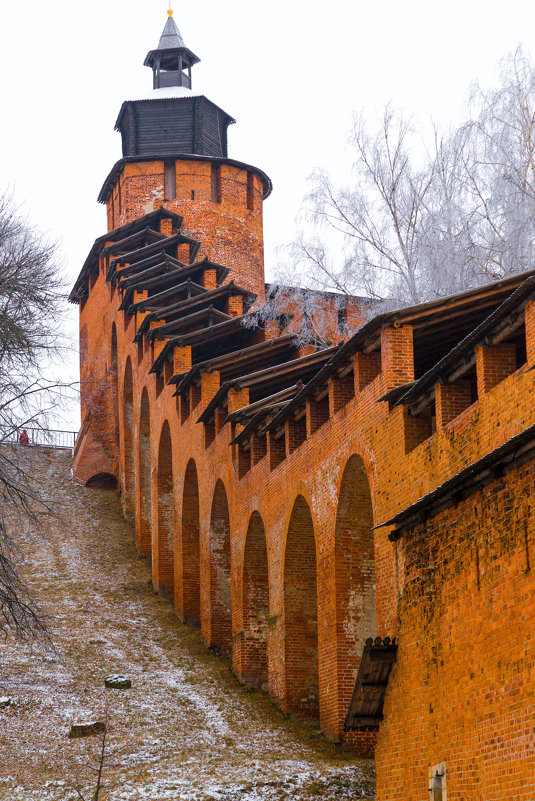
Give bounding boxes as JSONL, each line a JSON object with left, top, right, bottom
{"left": 71, "top": 10, "right": 272, "bottom": 488}
{"left": 99, "top": 10, "right": 271, "bottom": 299}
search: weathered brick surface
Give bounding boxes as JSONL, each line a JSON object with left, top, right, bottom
{"left": 75, "top": 250, "right": 535, "bottom": 753}
{"left": 107, "top": 159, "right": 266, "bottom": 299}
{"left": 376, "top": 459, "right": 535, "bottom": 800}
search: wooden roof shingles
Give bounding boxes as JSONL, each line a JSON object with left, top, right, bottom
{"left": 257, "top": 270, "right": 535, "bottom": 440}
{"left": 118, "top": 261, "right": 230, "bottom": 311}
{"left": 150, "top": 315, "right": 255, "bottom": 376}
{"left": 173, "top": 334, "right": 299, "bottom": 392}
{"left": 108, "top": 231, "right": 201, "bottom": 282}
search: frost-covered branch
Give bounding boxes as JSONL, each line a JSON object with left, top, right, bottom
{"left": 272, "top": 46, "right": 535, "bottom": 332}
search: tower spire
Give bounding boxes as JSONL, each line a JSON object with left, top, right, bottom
{"left": 157, "top": 11, "right": 186, "bottom": 50}
{"left": 144, "top": 11, "right": 200, "bottom": 90}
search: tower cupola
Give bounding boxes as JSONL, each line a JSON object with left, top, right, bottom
{"left": 143, "top": 10, "right": 200, "bottom": 90}
{"left": 114, "top": 10, "right": 235, "bottom": 159}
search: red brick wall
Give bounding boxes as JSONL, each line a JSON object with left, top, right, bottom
{"left": 205, "top": 479, "right": 232, "bottom": 655}
{"left": 121, "top": 357, "right": 134, "bottom": 522}
{"left": 177, "top": 458, "right": 201, "bottom": 625}
{"left": 236, "top": 511, "right": 269, "bottom": 689}
{"left": 283, "top": 495, "right": 319, "bottom": 722}
{"left": 155, "top": 420, "right": 174, "bottom": 598}
{"left": 75, "top": 251, "right": 535, "bottom": 761}
{"left": 333, "top": 455, "right": 376, "bottom": 754}
{"left": 135, "top": 388, "right": 151, "bottom": 557}
{"left": 376, "top": 458, "right": 535, "bottom": 800}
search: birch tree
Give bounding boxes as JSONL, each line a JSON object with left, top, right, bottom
{"left": 262, "top": 47, "right": 535, "bottom": 336}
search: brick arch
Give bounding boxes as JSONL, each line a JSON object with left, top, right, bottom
{"left": 240, "top": 511, "right": 269, "bottom": 689}
{"left": 178, "top": 458, "right": 200, "bottom": 625}
{"left": 334, "top": 454, "right": 376, "bottom": 751}
{"left": 156, "top": 420, "right": 174, "bottom": 598}
{"left": 121, "top": 356, "right": 134, "bottom": 522}
{"left": 206, "top": 479, "right": 232, "bottom": 656}
{"left": 136, "top": 387, "right": 151, "bottom": 558}
{"left": 110, "top": 323, "right": 118, "bottom": 373}
{"left": 110, "top": 323, "right": 119, "bottom": 441}
{"left": 334, "top": 436, "right": 377, "bottom": 505}
{"left": 85, "top": 472, "right": 117, "bottom": 490}
{"left": 283, "top": 494, "right": 319, "bottom": 722}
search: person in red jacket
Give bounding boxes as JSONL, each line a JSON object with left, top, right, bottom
{"left": 19, "top": 429, "right": 29, "bottom": 446}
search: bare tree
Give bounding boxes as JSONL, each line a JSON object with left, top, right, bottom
{"left": 0, "top": 190, "right": 66, "bottom": 640}
{"left": 460, "top": 47, "right": 535, "bottom": 279}
{"left": 262, "top": 46, "right": 535, "bottom": 335}
{"left": 65, "top": 701, "right": 147, "bottom": 801}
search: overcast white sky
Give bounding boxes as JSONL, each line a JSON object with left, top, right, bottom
{"left": 1, "top": 0, "right": 535, "bottom": 427}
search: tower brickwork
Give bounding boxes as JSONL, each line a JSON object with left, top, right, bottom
{"left": 103, "top": 158, "right": 268, "bottom": 299}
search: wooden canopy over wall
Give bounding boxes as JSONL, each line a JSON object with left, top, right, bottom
{"left": 344, "top": 637, "right": 398, "bottom": 731}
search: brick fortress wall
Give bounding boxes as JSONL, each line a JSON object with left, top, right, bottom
{"left": 73, "top": 150, "right": 535, "bottom": 791}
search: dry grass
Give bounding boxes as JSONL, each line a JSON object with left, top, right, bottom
{"left": 0, "top": 447, "right": 375, "bottom": 800}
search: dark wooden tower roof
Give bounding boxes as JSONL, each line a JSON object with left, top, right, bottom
{"left": 115, "top": 10, "right": 234, "bottom": 159}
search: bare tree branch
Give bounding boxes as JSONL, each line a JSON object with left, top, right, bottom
{"left": 262, "top": 47, "right": 535, "bottom": 339}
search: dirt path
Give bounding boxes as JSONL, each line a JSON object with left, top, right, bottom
{"left": 0, "top": 448, "right": 374, "bottom": 801}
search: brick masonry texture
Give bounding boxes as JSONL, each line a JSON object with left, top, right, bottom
{"left": 376, "top": 460, "right": 535, "bottom": 800}
{"left": 107, "top": 160, "right": 266, "bottom": 299}
{"left": 74, "top": 150, "right": 535, "bottom": 795}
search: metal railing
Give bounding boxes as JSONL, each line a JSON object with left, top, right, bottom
{"left": 0, "top": 427, "right": 78, "bottom": 450}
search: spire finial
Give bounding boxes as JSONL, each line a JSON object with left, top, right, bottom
{"left": 168, "top": 2, "right": 173, "bottom": 16}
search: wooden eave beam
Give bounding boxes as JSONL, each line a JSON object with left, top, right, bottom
{"left": 131, "top": 279, "right": 207, "bottom": 313}
{"left": 398, "top": 278, "right": 528, "bottom": 328}
{"left": 146, "top": 303, "right": 232, "bottom": 339}
{"left": 233, "top": 348, "right": 337, "bottom": 391}
{"left": 150, "top": 307, "right": 231, "bottom": 340}
{"left": 402, "top": 308, "right": 526, "bottom": 414}
{"left": 337, "top": 362, "right": 354, "bottom": 379}
{"left": 172, "top": 316, "right": 249, "bottom": 348}
{"left": 171, "top": 335, "right": 296, "bottom": 390}
{"left": 313, "top": 386, "right": 329, "bottom": 402}
{"left": 122, "top": 260, "right": 230, "bottom": 293}
{"left": 117, "top": 254, "right": 184, "bottom": 282}
{"left": 118, "top": 267, "right": 187, "bottom": 306}
{"left": 363, "top": 337, "right": 381, "bottom": 355}
{"left": 145, "top": 281, "right": 254, "bottom": 333}
{"left": 227, "top": 384, "right": 303, "bottom": 423}
{"left": 110, "top": 232, "right": 200, "bottom": 277}
{"left": 386, "top": 434, "right": 535, "bottom": 541}
{"left": 102, "top": 226, "right": 165, "bottom": 256}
